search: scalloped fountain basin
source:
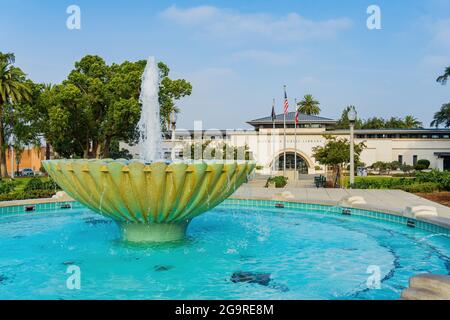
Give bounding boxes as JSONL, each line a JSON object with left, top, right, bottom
{"left": 42, "top": 159, "right": 255, "bottom": 242}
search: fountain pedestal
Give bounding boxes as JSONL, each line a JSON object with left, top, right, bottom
{"left": 120, "top": 221, "right": 190, "bottom": 242}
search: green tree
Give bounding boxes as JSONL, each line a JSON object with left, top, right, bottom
{"left": 335, "top": 106, "right": 363, "bottom": 129}
{"left": 361, "top": 117, "right": 386, "bottom": 129}
{"left": 403, "top": 115, "right": 422, "bottom": 128}
{"left": 437, "top": 66, "right": 450, "bottom": 85}
{"left": 38, "top": 56, "right": 192, "bottom": 159}
{"left": 0, "top": 52, "right": 31, "bottom": 177}
{"left": 312, "top": 135, "right": 366, "bottom": 187}
{"left": 431, "top": 103, "right": 450, "bottom": 128}
{"left": 297, "top": 94, "right": 321, "bottom": 115}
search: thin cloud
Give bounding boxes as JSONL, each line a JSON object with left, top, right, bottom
{"left": 231, "top": 50, "right": 296, "bottom": 66}
{"left": 160, "top": 5, "right": 353, "bottom": 42}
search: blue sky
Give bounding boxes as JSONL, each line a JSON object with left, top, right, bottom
{"left": 1, "top": 0, "right": 449, "bottom": 129}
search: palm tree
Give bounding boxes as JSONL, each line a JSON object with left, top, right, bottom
{"left": 403, "top": 115, "right": 422, "bottom": 128}
{"left": 297, "top": 94, "right": 321, "bottom": 115}
{"left": 431, "top": 103, "right": 450, "bottom": 128}
{"left": 437, "top": 66, "right": 450, "bottom": 85}
{"left": 0, "top": 52, "right": 31, "bottom": 177}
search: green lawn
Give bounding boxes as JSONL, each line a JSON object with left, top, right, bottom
{"left": 0, "top": 176, "right": 59, "bottom": 201}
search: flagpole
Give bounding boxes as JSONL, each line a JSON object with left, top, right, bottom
{"left": 272, "top": 98, "right": 276, "bottom": 176}
{"left": 283, "top": 85, "right": 287, "bottom": 177}
{"left": 294, "top": 98, "right": 297, "bottom": 181}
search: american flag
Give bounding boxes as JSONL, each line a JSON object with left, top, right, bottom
{"left": 283, "top": 87, "right": 289, "bottom": 115}
{"left": 295, "top": 111, "right": 299, "bottom": 125}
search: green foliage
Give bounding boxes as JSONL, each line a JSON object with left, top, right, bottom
{"left": 349, "top": 170, "right": 450, "bottom": 193}
{"left": 417, "top": 159, "right": 430, "bottom": 168}
{"left": 400, "top": 164, "right": 414, "bottom": 173}
{"left": 335, "top": 109, "right": 422, "bottom": 130}
{"left": 297, "top": 94, "right": 320, "bottom": 115}
{"left": 436, "top": 66, "right": 450, "bottom": 85}
{"left": 334, "top": 106, "right": 363, "bottom": 129}
{"left": 370, "top": 161, "right": 401, "bottom": 173}
{"left": 265, "top": 176, "right": 288, "bottom": 188}
{"left": 415, "top": 170, "right": 450, "bottom": 190}
{"left": 312, "top": 135, "right": 366, "bottom": 167}
{"left": 0, "top": 180, "right": 17, "bottom": 194}
{"left": 398, "top": 182, "right": 440, "bottom": 193}
{"left": 431, "top": 103, "right": 450, "bottom": 128}
{"left": 31, "top": 56, "right": 192, "bottom": 159}
{"left": 0, "top": 189, "right": 56, "bottom": 201}
{"left": 24, "top": 177, "right": 59, "bottom": 192}
{"left": 0, "top": 177, "right": 60, "bottom": 201}
{"left": 414, "top": 159, "right": 430, "bottom": 171}
{"left": 351, "top": 177, "right": 415, "bottom": 189}
{"left": 0, "top": 52, "right": 32, "bottom": 177}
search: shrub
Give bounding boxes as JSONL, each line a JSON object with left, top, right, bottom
{"left": 315, "top": 165, "right": 322, "bottom": 171}
{"left": 24, "top": 177, "right": 45, "bottom": 191}
{"left": 266, "top": 176, "right": 288, "bottom": 188}
{"left": 417, "top": 159, "right": 430, "bottom": 169}
{"left": 414, "top": 163, "right": 428, "bottom": 171}
{"left": 351, "top": 177, "right": 415, "bottom": 189}
{"left": 396, "top": 182, "right": 440, "bottom": 193}
{"left": 24, "top": 177, "right": 59, "bottom": 192}
{"left": 0, "top": 189, "right": 55, "bottom": 201}
{"left": 415, "top": 170, "right": 450, "bottom": 190}
{"left": 400, "top": 164, "right": 414, "bottom": 173}
{"left": 0, "top": 180, "right": 17, "bottom": 194}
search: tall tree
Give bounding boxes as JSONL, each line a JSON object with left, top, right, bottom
{"left": 361, "top": 117, "right": 386, "bottom": 129}
{"left": 335, "top": 106, "right": 363, "bottom": 129}
{"left": 297, "top": 94, "right": 321, "bottom": 115}
{"left": 431, "top": 103, "right": 450, "bottom": 128}
{"left": 312, "top": 135, "right": 366, "bottom": 187}
{"left": 403, "top": 115, "right": 422, "bottom": 128}
{"left": 437, "top": 66, "right": 450, "bottom": 85}
{"left": 38, "top": 55, "right": 192, "bottom": 159}
{"left": 0, "top": 52, "right": 31, "bottom": 177}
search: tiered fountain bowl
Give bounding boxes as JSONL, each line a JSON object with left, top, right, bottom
{"left": 42, "top": 159, "right": 255, "bottom": 242}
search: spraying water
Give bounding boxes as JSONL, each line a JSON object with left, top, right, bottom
{"left": 138, "top": 56, "right": 162, "bottom": 162}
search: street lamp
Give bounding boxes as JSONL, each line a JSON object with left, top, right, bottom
{"left": 8, "top": 134, "right": 15, "bottom": 179}
{"left": 170, "top": 111, "right": 178, "bottom": 161}
{"left": 348, "top": 106, "right": 357, "bottom": 188}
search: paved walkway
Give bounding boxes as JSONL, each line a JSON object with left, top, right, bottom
{"left": 231, "top": 185, "right": 450, "bottom": 228}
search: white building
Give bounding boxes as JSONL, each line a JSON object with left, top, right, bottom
{"left": 124, "top": 112, "right": 450, "bottom": 175}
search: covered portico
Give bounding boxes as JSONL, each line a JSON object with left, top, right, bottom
{"left": 270, "top": 149, "right": 316, "bottom": 178}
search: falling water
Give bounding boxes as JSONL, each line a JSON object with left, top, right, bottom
{"left": 138, "top": 56, "right": 162, "bottom": 162}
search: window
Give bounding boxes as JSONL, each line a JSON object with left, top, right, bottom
{"left": 413, "top": 155, "right": 418, "bottom": 166}
{"left": 398, "top": 155, "right": 403, "bottom": 164}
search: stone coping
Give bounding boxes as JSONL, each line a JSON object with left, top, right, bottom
{"left": 0, "top": 197, "right": 73, "bottom": 208}
{"left": 229, "top": 186, "right": 450, "bottom": 230}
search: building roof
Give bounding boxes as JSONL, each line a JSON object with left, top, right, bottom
{"left": 331, "top": 128, "right": 450, "bottom": 134}
{"left": 247, "top": 112, "right": 336, "bottom": 127}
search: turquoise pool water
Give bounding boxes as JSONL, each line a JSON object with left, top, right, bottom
{"left": 0, "top": 202, "right": 449, "bottom": 300}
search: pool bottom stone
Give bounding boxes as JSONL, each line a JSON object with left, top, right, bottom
{"left": 119, "top": 220, "right": 191, "bottom": 242}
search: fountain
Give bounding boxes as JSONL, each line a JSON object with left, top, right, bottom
{"left": 42, "top": 56, "right": 255, "bottom": 242}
